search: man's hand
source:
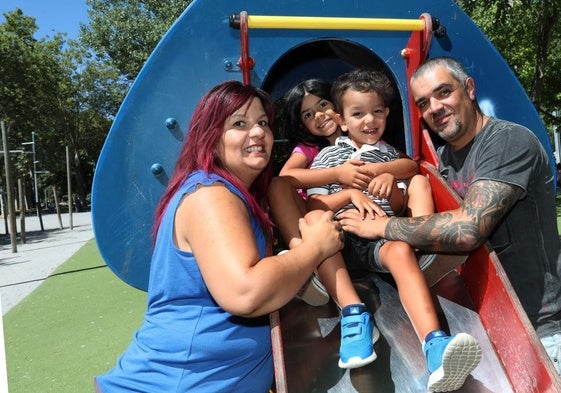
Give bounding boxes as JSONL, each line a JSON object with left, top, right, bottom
{"left": 336, "top": 208, "right": 390, "bottom": 239}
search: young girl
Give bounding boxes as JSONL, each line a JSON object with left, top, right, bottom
{"left": 269, "top": 79, "right": 374, "bottom": 306}
{"left": 268, "top": 79, "right": 425, "bottom": 369}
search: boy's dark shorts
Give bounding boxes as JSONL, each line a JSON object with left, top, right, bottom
{"left": 341, "top": 231, "right": 389, "bottom": 273}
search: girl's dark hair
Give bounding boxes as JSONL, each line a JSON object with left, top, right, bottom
{"left": 279, "top": 79, "right": 333, "bottom": 150}
{"left": 153, "top": 80, "right": 274, "bottom": 240}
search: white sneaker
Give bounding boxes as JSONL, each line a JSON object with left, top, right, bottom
{"left": 296, "top": 273, "right": 330, "bottom": 306}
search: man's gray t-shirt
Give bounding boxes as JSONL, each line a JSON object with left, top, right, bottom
{"left": 438, "top": 117, "right": 561, "bottom": 337}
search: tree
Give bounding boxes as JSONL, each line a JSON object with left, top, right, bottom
{"left": 43, "top": 41, "right": 128, "bottom": 206}
{"left": 456, "top": 0, "right": 561, "bottom": 134}
{"left": 0, "top": 9, "right": 68, "bottom": 206}
{"left": 0, "top": 10, "right": 63, "bottom": 139}
{"left": 2, "top": 2, "right": 190, "bottom": 210}
{"left": 81, "top": 0, "right": 192, "bottom": 82}
{"left": 0, "top": 9, "right": 127, "bottom": 209}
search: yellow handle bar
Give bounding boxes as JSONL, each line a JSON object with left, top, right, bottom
{"left": 243, "top": 15, "right": 424, "bottom": 31}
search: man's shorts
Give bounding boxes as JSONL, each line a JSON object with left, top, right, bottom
{"left": 541, "top": 333, "right": 561, "bottom": 375}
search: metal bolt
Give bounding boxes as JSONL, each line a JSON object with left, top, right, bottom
{"left": 165, "top": 118, "right": 177, "bottom": 130}
{"left": 150, "top": 163, "right": 164, "bottom": 176}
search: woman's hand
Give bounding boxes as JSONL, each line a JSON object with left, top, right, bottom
{"left": 299, "top": 210, "right": 344, "bottom": 260}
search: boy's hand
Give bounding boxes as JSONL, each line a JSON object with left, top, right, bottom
{"left": 349, "top": 189, "right": 386, "bottom": 219}
{"left": 337, "top": 160, "right": 372, "bottom": 190}
{"left": 368, "top": 173, "right": 395, "bottom": 200}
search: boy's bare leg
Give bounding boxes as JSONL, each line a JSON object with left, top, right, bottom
{"left": 380, "top": 241, "right": 481, "bottom": 391}
{"left": 379, "top": 240, "right": 440, "bottom": 341}
{"left": 306, "top": 209, "right": 378, "bottom": 369}
{"left": 303, "top": 210, "right": 361, "bottom": 307}
{"left": 269, "top": 190, "right": 333, "bottom": 305}
{"left": 405, "top": 174, "right": 434, "bottom": 217}
{"left": 315, "top": 252, "right": 362, "bottom": 308}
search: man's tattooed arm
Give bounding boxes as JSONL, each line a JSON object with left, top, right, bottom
{"left": 385, "top": 180, "right": 523, "bottom": 252}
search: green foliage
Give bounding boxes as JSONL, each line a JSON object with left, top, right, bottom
{"left": 0, "top": 10, "right": 67, "bottom": 196}
{"left": 1, "top": 2, "right": 192, "bottom": 207}
{"left": 1, "top": 2, "right": 190, "bottom": 209}
{"left": 0, "top": 7, "right": 129, "bottom": 205}
{"left": 81, "top": 0, "right": 192, "bottom": 81}
{"left": 456, "top": 0, "right": 561, "bottom": 134}
{"left": 0, "top": 10, "right": 64, "bottom": 135}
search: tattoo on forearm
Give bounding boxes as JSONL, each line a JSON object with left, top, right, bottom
{"left": 385, "top": 180, "right": 522, "bottom": 252}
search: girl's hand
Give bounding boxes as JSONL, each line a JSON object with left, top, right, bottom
{"left": 368, "top": 173, "right": 395, "bottom": 200}
{"left": 349, "top": 189, "right": 386, "bottom": 220}
{"left": 337, "top": 160, "right": 372, "bottom": 190}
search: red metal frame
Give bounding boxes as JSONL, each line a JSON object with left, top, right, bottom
{"left": 461, "top": 250, "right": 561, "bottom": 391}
{"left": 269, "top": 311, "right": 287, "bottom": 393}
{"left": 237, "top": 11, "right": 255, "bottom": 85}
{"left": 402, "top": 13, "right": 433, "bottom": 162}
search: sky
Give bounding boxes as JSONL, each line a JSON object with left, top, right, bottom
{"left": 0, "top": 0, "right": 89, "bottom": 40}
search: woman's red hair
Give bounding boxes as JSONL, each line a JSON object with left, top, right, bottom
{"left": 152, "top": 80, "right": 274, "bottom": 240}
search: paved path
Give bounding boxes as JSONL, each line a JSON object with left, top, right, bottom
{"left": 0, "top": 211, "right": 94, "bottom": 315}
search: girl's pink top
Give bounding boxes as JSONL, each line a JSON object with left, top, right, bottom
{"left": 291, "top": 143, "right": 320, "bottom": 199}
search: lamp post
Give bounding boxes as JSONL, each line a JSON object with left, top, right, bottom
{"left": 22, "top": 132, "right": 44, "bottom": 231}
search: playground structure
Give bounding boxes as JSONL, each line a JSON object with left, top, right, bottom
{"left": 92, "top": 0, "right": 561, "bottom": 391}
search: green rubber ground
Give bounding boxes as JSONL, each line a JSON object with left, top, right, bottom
{"left": 3, "top": 239, "right": 146, "bottom": 393}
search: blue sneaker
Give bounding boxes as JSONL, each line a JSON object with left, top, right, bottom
{"left": 338, "top": 305, "right": 379, "bottom": 369}
{"left": 423, "top": 331, "right": 482, "bottom": 392}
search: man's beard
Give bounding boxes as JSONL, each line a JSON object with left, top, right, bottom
{"left": 436, "top": 119, "right": 462, "bottom": 142}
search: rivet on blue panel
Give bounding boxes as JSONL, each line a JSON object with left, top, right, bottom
{"left": 165, "top": 118, "right": 177, "bottom": 130}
